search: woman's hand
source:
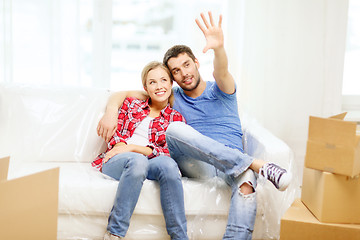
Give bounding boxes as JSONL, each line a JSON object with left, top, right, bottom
{"left": 103, "top": 143, "right": 153, "bottom": 163}
{"left": 103, "top": 143, "right": 131, "bottom": 163}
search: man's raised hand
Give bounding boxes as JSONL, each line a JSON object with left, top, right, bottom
{"left": 195, "top": 11, "right": 224, "bottom": 53}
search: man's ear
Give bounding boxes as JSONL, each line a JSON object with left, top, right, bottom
{"left": 194, "top": 58, "right": 200, "bottom": 69}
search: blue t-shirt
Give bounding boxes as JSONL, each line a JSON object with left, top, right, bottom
{"left": 172, "top": 81, "right": 244, "bottom": 152}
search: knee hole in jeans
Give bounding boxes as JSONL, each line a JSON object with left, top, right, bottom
{"left": 239, "top": 182, "right": 255, "bottom": 195}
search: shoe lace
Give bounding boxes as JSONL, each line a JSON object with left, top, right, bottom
{"left": 263, "top": 163, "right": 284, "bottom": 187}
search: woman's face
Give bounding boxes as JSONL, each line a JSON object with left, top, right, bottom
{"left": 144, "top": 67, "right": 173, "bottom": 104}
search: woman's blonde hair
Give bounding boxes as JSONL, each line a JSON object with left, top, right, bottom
{"left": 141, "top": 61, "right": 172, "bottom": 88}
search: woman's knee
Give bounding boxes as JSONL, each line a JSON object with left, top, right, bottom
{"left": 150, "top": 156, "right": 181, "bottom": 179}
{"left": 153, "top": 156, "right": 177, "bottom": 169}
{"left": 125, "top": 153, "right": 148, "bottom": 176}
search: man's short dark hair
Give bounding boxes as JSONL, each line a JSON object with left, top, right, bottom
{"left": 163, "top": 45, "right": 196, "bottom": 69}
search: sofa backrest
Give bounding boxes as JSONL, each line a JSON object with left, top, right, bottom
{"left": 0, "top": 84, "right": 110, "bottom": 163}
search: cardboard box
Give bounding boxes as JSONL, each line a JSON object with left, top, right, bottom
{"left": 0, "top": 156, "right": 9, "bottom": 181}
{"left": 0, "top": 156, "right": 59, "bottom": 240}
{"left": 305, "top": 112, "right": 360, "bottom": 177}
{"left": 301, "top": 167, "right": 360, "bottom": 224}
{"left": 280, "top": 199, "right": 360, "bottom": 240}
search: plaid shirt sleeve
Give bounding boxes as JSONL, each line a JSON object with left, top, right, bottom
{"left": 91, "top": 98, "right": 133, "bottom": 170}
{"left": 107, "top": 98, "right": 133, "bottom": 149}
{"left": 107, "top": 132, "right": 127, "bottom": 149}
{"left": 92, "top": 132, "right": 128, "bottom": 171}
{"left": 146, "top": 109, "right": 186, "bottom": 159}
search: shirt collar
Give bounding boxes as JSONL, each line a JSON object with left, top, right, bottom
{"left": 144, "top": 98, "right": 172, "bottom": 117}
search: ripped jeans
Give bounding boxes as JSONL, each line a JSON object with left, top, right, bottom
{"left": 166, "top": 122, "right": 257, "bottom": 240}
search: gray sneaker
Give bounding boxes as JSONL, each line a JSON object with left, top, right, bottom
{"left": 260, "top": 163, "right": 292, "bottom": 191}
{"left": 104, "top": 231, "right": 122, "bottom": 240}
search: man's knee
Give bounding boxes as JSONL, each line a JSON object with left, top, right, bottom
{"left": 239, "top": 182, "right": 254, "bottom": 195}
{"left": 166, "top": 122, "right": 183, "bottom": 136}
{"left": 166, "top": 122, "right": 190, "bottom": 142}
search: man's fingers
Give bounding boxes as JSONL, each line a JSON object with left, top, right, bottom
{"left": 197, "top": 12, "right": 221, "bottom": 35}
{"left": 97, "top": 123, "right": 101, "bottom": 136}
{"left": 195, "top": 18, "right": 206, "bottom": 34}
{"left": 208, "top": 11, "right": 214, "bottom": 26}
{"left": 200, "top": 12, "right": 210, "bottom": 28}
{"left": 218, "top": 14, "right": 222, "bottom": 27}
{"left": 105, "top": 129, "right": 114, "bottom": 143}
{"left": 97, "top": 124, "right": 104, "bottom": 138}
{"left": 102, "top": 129, "right": 107, "bottom": 140}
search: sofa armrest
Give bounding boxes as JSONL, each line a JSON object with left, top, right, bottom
{"left": 241, "top": 113, "right": 296, "bottom": 240}
{"left": 242, "top": 115, "right": 293, "bottom": 170}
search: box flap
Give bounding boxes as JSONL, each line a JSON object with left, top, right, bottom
{"left": 308, "top": 116, "right": 357, "bottom": 146}
{"left": 0, "top": 156, "right": 9, "bottom": 181}
{"left": 329, "top": 112, "right": 347, "bottom": 120}
{"left": 0, "top": 167, "right": 59, "bottom": 239}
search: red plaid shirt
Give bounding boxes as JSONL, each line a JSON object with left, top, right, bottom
{"left": 92, "top": 97, "right": 186, "bottom": 171}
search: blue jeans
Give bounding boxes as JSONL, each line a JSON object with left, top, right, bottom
{"left": 166, "top": 122, "right": 257, "bottom": 240}
{"left": 102, "top": 152, "right": 188, "bottom": 240}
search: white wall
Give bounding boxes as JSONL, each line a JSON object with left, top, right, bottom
{"left": 236, "top": 0, "right": 349, "bottom": 193}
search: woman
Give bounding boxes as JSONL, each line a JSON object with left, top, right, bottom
{"left": 92, "top": 61, "right": 188, "bottom": 240}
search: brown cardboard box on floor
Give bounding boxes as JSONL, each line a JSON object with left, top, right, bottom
{"left": 0, "top": 156, "right": 9, "bottom": 181}
{"left": 0, "top": 156, "right": 59, "bottom": 240}
{"left": 280, "top": 199, "right": 360, "bottom": 240}
{"left": 305, "top": 112, "right": 360, "bottom": 177}
{"left": 301, "top": 167, "right": 360, "bottom": 224}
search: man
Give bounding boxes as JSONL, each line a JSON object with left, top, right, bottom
{"left": 97, "top": 12, "right": 292, "bottom": 240}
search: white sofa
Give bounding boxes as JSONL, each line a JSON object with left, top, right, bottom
{"left": 0, "top": 83, "right": 296, "bottom": 240}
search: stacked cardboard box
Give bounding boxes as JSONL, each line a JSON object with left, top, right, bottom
{"left": 305, "top": 112, "right": 360, "bottom": 177}
{"left": 281, "top": 199, "right": 360, "bottom": 240}
{"left": 280, "top": 113, "right": 360, "bottom": 240}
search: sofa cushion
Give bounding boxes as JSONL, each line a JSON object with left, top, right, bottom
{"left": 0, "top": 84, "right": 109, "bottom": 163}
{"left": 9, "top": 162, "right": 231, "bottom": 240}
{"left": 8, "top": 162, "right": 231, "bottom": 216}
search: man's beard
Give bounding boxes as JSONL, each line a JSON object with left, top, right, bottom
{"left": 182, "top": 75, "right": 201, "bottom": 92}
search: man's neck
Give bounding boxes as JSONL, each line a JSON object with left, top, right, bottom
{"left": 184, "top": 80, "right": 206, "bottom": 99}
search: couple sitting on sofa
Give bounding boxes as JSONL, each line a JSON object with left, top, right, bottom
{"left": 93, "top": 12, "right": 292, "bottom": 240}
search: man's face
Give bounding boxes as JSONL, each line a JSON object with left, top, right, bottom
{"left": 167, "top": 53, "right": 201, "bottom": 92}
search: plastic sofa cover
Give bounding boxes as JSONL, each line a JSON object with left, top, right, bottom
{"left": 0, "top": 83, "right": 296, "bottom": 240}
